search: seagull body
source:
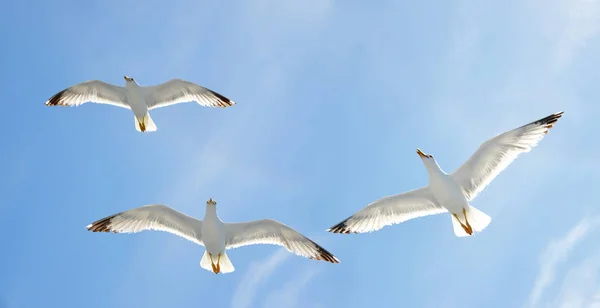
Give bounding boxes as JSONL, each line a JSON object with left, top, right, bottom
{"left": 87, "top": 198, "right": 339, "bottom": 274}
{"left": 328, "top": 112, "right": 564, "bottom": 237}
{"left": 45, "top": 76, "right": 235, "bottom": 132}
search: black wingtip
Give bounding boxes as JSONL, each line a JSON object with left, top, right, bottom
{"left": 45, "top": 89, "right": 68, "bottom": 106}
{"left": 327, "top": 219, "right": 356, "bottom": 234}
{"left": 528, "top": 111, "right": 564, "bottom": 134}
{"left": 308, "top": 240, "right": 340, "bottom": 264}
{"left": 536, "top": 111, "right": 564, "bottom": 126}
{"left": 86, "top": 214, "right": 118, "bottom": 233}
{"left": 208, "top": 89, "right": 235, "bottom": 108}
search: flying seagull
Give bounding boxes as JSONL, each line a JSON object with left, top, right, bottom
{"left": 45, "top": 76, "right": 235, "bottom": 132}
{"left": 328, "top": 111, "right": 564, "bottom": 237}
{"left": 87, "top": 198, "right": 339, "bottom": 274}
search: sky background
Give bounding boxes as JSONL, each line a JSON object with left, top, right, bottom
{"left": 1, "top": 0, "right": 600, "bottom": 307}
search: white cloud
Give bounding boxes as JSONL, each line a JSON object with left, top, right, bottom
{"left": 552, "top": 251, "right": 600, "bottom": 308}
{"left": 437, "top": 0, "right": 600, "bottom": 129}
{"left": 261, "top": 267, "right": 320, "bottom": 308}
{"left": 532, "top": 0, "right": 600, "bottom": 73}
{"left": 527, "top": 215, "right": 600, "bottom": 308}
{"left": 231, "top": 249, "right": 290, "bottom": 308}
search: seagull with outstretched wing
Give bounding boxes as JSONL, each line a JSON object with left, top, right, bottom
{"left": 328, "top": 112, "right": 564, "bottom": 237}
{"left": 45, "top": 76, "right": 235, "bottom": 132}
{"left": 87, "top": 198, "right": 339, "bottom": 274}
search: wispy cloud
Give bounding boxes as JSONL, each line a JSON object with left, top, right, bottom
{"left": 551, "top": 250, "right": 600, "bottom": 308}
{"left": 261, "top": 267, "right": 320, "bottom": 308}
{"left": 527, "top": 215, "right": 600, "bottom": 307}
{"left": 231, "top": 254, "right": 322, "bottom": 308}
{"left": 532, "top": 0, "right": 600, "bottom": 73}
{"left": 231, "top": 250, "right": 290, "bottom": 308}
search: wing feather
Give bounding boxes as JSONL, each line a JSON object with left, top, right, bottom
{"left": 224, "top": 219, "right": 339, "bottom": 263}
{"left": 45, "top": 80, "right": 129, "bottom": 109}
{"left": 86, "top": 204, "right": 203, "bottom": 246}
{"left": 328, "top": 187, "right": 444, "bottom": 234}
{"left": 451, "top": 111, "right": 563, "bottom": 201}
{"left": 143, "top": 79, "right": 235, "bottom": 110}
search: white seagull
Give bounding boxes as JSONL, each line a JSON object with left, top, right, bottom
{"left": 45, "top": 76, "right": 236, "bottom": 132}
{"left": 328, "top": 111, "right": 564, "bottom": 237}
{"left": 87, "top": 198, "right": 339, "bottom": 274}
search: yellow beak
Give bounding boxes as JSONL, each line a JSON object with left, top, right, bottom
{"left": 416, "top": 148, "right": 427, "bottom": 158}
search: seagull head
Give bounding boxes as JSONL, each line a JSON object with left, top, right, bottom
{"left": 207, "top": 197, "right": 217, "bottom": 207}
{"left": 123, "top": 76, "right": 135, "bottom": 83}
{"left": 417, "top": 148, "right": 443, "bottom": 173}
{"left": 416, "top": 148, "right": 433, "bottom": 160}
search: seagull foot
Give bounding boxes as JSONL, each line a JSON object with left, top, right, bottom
{"left": 463, "top": 208, "right": 473, "bottom": 235}
{"left": 453, "top": 213, "right": 473, "bottom": 235}
{"left": 465, "top": 225, "right": 473, "bottom": 235}
{"left": 216, "top": 254, "right": 221, "bottom": 274}
{"left": 209, "top": 253, "right": 219, "bottom": 274}
{"left": 460, "top": 222, "right": 472, "bottom": 235}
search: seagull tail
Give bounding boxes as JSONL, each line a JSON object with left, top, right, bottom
{"left": 219, "top": 252, "right": 235, "bottom": 274}
{"left": 451, "top": 205, "right": 492, "bottom": 237}
{"left": 200, "top": 251, "right": 235, "bottom": 274}
{"left": 134, "top": 113, "right": 157, "bottom": 132}
{"left": 200, "top": 251, "right": 213, "bottom": 272}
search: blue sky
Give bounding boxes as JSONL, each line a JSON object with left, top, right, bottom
{"left": 1, "top": 0, "right": 600, "bottom": 307}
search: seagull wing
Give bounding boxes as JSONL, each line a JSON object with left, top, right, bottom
{"left": 451, "top": 111, "right": 564, "bottom": 201}
{"left": 328, "top": 187, "right": 445, "bottom": 234}
{"left": 45, "top": 80, "right": 130, "bottom": 109}
{"left": 224, "top": 219, "right": 339, "bottom": 263}
{"left": 143, "top": 79, "right": 235, "bottom": 110}
{"left": 86, "top": 204, "right": 203, "bottom": 246}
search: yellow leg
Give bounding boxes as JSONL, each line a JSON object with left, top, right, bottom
{"left": 139, "top": 121, "right": 146, "bottom": 132}
{"left": 463, "top": 208, "right": 473, "bottom": 235}
{"left": 453, "top": 213, "right": 472, "bottom": 235}
{"left": 216, "top": 253, "right": 221, "bottom": 274}
{"left": 209, "top": 253, "right": 218, "bottom": 274}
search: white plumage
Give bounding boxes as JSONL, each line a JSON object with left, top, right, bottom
{"left": 225, "top": 219, "right": 338, "bottom": 262}
{"left": 328, "top": 111, "right": 564, "bottom": 237}
{"left": 45, "top": 76, "right": 235, "bottom": 132}
{"left": 86, "top": 204, "right": 203, "bottom": 245}
{"left": 87, "top": 198, "right": 339, "bottom": 275}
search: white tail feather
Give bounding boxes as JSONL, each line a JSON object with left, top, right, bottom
{"left": 200, "top": 251, "right": 213, "bottom": 272}
{"left": 199, "top": 251, "right": 235, "bottom": 274}
{"left": 219, "top": 252, "right": 235, "bottom": 273}
{"left": 451, "top": 215, "right": 470, "bottom": 237}
{"left": 451, "top": 205, "right": 491, "bottom": 237}
{"left": 134, "top": 113, "right": 157, "bottom": 132}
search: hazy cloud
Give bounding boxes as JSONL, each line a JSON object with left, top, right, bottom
{"left": 528, "top": 215, "right": 600, "bottom": 307}
{"left": 231, "top": 250, "right": 290, "bottom": 308}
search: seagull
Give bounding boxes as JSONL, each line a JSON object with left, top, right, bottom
{"left": 328, "top": 111, "right": 564, "bottom": 237}
{"left": 45, "top": 76, "right": 236, "bottom": 132}
{"left": 86, "top": 198, "right": 339, "bottom": 274}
